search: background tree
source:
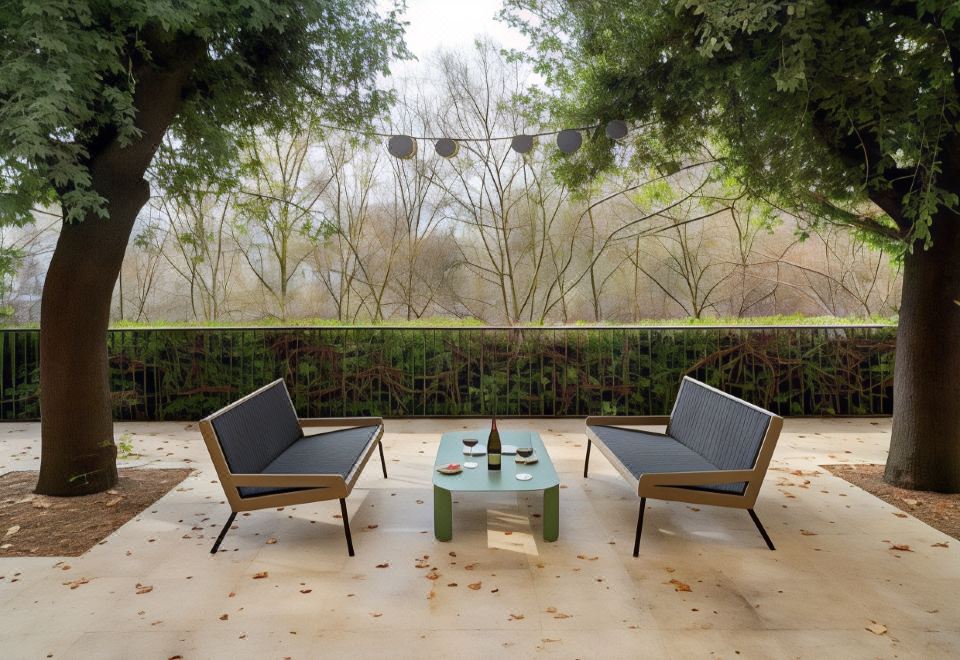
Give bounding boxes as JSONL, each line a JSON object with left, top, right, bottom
{"left": 0, "top": 1, "right": 406, "bottom": 495}
{"left": 506, "top": 0, "right": 960, "bottom": 492}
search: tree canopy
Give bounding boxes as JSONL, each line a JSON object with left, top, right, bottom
{"left": 503, "top": 0, "right": 960, "bottom": 249}
{"left": 0, "top": 0, "right": 407, "bottom": 224}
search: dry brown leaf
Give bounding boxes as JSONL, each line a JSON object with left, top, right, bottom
{"left": 105, "top": 497, "right": 123, "bottom": 507}
{"left": 425, "top": 569, "right": 440, "bottom": 581}
{"left": 892, "top": 512, "right": 908, "bottom": 518}
{"left": 63, "top": 577, "right": 89, "bottom": 589}
{"left": 800, "top": 529, "right": 818, "bottom": 536}
{"left": 665, "top": 567, "right": 676, "bottom": 573}
{"left": 4, "top": 525, "right": 20, "bottom": 537}
{"left": 367, "top": 524, "right": 379, "bottom": 529}
{"left": 370, "top": 612, "right": 382, "bottom": 618}
{"left": 889, "top": 544, "right": 912, "bottom": 552}
{"left": 228, "top": 591, "right": 236, "bottom": 598}
{"left": 576, "top": 554, "right": 599, "bottom": 561}
{"left": 375, "top": 563, "right": 390, "bottom": 569}
{"left": 135, "top": 585, "right": 154, "bottom": 595}
{"left": 219, "top": 614, "right": 229, "bottom": 621}
{"left": 467, "top": 582, "right": 482, "bottom": 590}
{"left": 509, "top": 613, "right": 525, "bottom": 620}
{"left": 447, "top": 583, "right": 458, "bottom": 587}
{"left": 669, "top": 579, "right": 692, "bottom": 592}
{"left": 932, "top": 542, "right": 949, "bottom": 548}
{"left": 414, "top": 560, "right": 430, "bottom": 569}
{"left": 865, "top": 621, "right": 887, "bottom": 635}
{"left": 265, "top": 538, "right": 277, "bottom": 545}
{"left": 546, "top": 607, "right": 557, "bottom": 613}
{"left": 553, "top": 612, "right": 572, "bottom": 619}
{"left": 300, "top": 589, "right": 312, "bottom": 594}
{"left": 464, "top": 562, "right": 478, "bottom": 570}
{"left": 252, "top": 572, "right": 269, "bottom": 579}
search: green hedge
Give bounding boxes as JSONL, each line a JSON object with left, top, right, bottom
{"left": 0, "top": 325, "right": 895, "bottom": 420}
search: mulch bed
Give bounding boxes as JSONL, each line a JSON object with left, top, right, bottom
{"left": 824, "top": 463, "right": 960, "bottom": 542}
{"left": 0, "top": 468, "right": 192, "bottom": 557}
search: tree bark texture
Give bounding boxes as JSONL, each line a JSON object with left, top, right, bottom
{"left": 884, "top": 211, "right": 960, "bottom": 492}
{"left": 36, "top": 43, "right": 200, "bottom": 495}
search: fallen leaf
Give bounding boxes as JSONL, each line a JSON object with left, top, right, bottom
{"left": 553, "top": 612, "right": 572, "bottom": 619}
{"left": 63, "top": 577, "right": 89, "bottom": 589}
{"left": 135, "top": 584, "right": 154, "bottom": 595}
{"left": 902, "top": 498, "right": 919, "bottom": 507}
{"left": 425, "top": 569, "right": 440, "bottom": 581}
{"left": 375, "top": 563, "right": 390, "bottom": 569}
{"left": 889, "top": 544, "right": 912, "bottom": 552}
{"left": 669, "top": 579, "right": 692, "bottom": 592}
{"left": 105, "top": 497, "right": 123, "bottom": 507}
{"left": 367, "top": 524, "right": 379, "bottom": 529}
{"left": 467, "top": 582, "right": 482, "bottom": 590}
{"left": 865, "top": 621, "right": 887, "bottom": 635}
{"left": 546, "top": 607, "right": 557, "bottom": 613}
{"left": 228, "top": 592, "right": 236, "bottom": 598}
{"left": 800, "top": 529, "right": 818, "bottom": 536}
{"left": 447, "top": 583, "right": 458, "bottom": 587}
{"left": 370, "top": 612, "right": 382, "bottom": 618}
{"left": 4, "top": 525, "right": 20, "bottom": 538}
{"left": 464, "top": 563, "right": 478, "bottom": 570}
{"left": 665, "top": 567, "right": 676, "bottom": 573}
{"left": 219, "top": 614, "right": 229, "bottom": 621}
{"left": 892, "top": 513, "right": 908, "bottom": 519}
{"left": 300, "top": 589, "right": 312, "bottom": 594}
{"left": 252, "top": 572, "right": 269, "bottom": 579}
{"left": 266, "top": 538, "right": 278, "bottom": 545}
{"left": 932, "top": 542, "right": 949, "bottom": 548}
{"left": 576, "top": 554, "right": 599, "bottom": 561}
{"left": 509, "top": 613, "right": 525, "bottom": 620}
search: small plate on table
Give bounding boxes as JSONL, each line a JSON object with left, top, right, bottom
{"left": 436, "top": 463, "right": 463, "bottom": 475}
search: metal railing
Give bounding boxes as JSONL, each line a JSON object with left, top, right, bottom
{"left": 0, "top": 324, "right": 896, "bottom": 421}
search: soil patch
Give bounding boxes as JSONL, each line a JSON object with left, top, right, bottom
{"left": 0, "top": 468, "right": 192, "bottom": 557}
{"left": 824, "top": 463, "right": 960, "bottom": 542}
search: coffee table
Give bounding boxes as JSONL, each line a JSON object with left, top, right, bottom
{"left": 432, "top": 430, "right": 559, "bottom": 542}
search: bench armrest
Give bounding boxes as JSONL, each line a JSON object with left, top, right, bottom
{"left": 229, "top": 474, "right": 345, "bottom": 488}
{"left": 586, "top": 415, "right": 670, "bottom": 427}
{"left": 638, "top": 469, "right": 756, "bottom": 489}
{"left": 299, "top": 417, "right": 384, "bottom": 429}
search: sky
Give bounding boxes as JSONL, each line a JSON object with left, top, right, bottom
{"left": 382, "top": 0, "right": 530, "bottom": 65}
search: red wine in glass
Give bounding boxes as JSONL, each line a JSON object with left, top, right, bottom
{"left": 463, "top": 438, "right": 479, "bottom": 456}
{"left": 516, "top": 447, "right": 534, "bottom": 462}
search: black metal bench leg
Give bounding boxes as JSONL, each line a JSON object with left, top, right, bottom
{"left": 633, "top": 497, "right": 646, "bottom": 557}
{"left": 583, "top": 439, "right": 591, "bottom": 478}
{"left": 211, "top": 511, "right": 237, "bottom": 554}
{"left": 340, "top": 498, "right": 355, "bottom": 556}
{"left": 748, "top": 509, "right": 775, "bottom": 550}
{"left": 378, "top": 440, "right": 388, "bottom": 479}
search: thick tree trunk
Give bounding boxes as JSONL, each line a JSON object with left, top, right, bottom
{"left": 36, "top": 181, "right": 148, "bottom": 495}
{"left": 884, "top": 211, "right": 960, "bottom": 492}
{"left": 36, "top": 42, "right": 201, "bottom": 496}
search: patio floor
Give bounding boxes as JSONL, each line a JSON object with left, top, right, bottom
{"left": 1, "top": 418, "right": 957, "bottom": 659}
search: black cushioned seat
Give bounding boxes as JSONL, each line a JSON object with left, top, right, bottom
{"left": 589, "top": 425, "right": 745, "bottom": 494}
{"left": 239, "top": 426, "right": 380, "bottom": 497}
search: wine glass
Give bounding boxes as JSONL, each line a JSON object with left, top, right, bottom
{"left": 463, "top": 437, "right": 479, "bottom": 456}
{"left": 515, "top": 447, "right": 534, "bottom": 480}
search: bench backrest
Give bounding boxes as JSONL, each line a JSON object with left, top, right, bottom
{"left": 667, "top": 377, "right": 774, "bottom": 472}
{"left": 208, "top": 379, "right": 303, "bottom": 474}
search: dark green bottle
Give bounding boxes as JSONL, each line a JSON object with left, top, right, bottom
{"left": 487, "top": 417, "right": 501, "bottom": 471}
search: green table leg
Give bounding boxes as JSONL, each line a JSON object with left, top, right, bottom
{"left": 543, "top": 485, "right": 559, "bottom": 541}
{"left": 434, "top": 485, "right": 453, "bottom": 541}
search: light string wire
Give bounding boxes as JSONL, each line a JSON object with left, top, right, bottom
{"left": 314, "top": 122, "right": 608, "bottom": 142}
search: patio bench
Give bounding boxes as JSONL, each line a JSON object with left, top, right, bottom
{"left": 584, "top": 376, "right": 783, "bottom": 556}
{"left": 199, "top": 379, "right": 386, "bottom": 556}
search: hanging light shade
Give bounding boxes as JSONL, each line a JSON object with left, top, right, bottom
{"left": 434, "top": 138, "right": 459, "bottom": 158}
{"left": 388, "top": 135, "right": 417, "bottom": 159}
{"left": 511, "top": 134, "right": 535, "bottom": 154}
{"left": 605, "top": 120, "right": 629, "bottom": 140}
{"left": 556, "top": 129, "right": 582, "bottom": 154}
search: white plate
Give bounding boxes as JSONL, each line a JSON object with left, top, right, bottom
{"left": 463, "top": 461, "right": 479, "bottom": 469}
{"left": 515, "top": 473, "right": 533, "bottom": 481}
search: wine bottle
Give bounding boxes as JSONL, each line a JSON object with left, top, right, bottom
{"left": 487, "top": 416, "right": 502, "bottom": 471}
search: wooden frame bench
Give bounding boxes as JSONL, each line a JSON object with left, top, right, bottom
{"left": 199, "top": 379, "right": 386, "bottom": 556}
{"left": 584, "top": 376, "right": 783, "bottom": 556}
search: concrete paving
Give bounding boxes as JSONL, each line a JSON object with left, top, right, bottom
{"left": 0, "top": 418, "right": 957, "bottom": 659}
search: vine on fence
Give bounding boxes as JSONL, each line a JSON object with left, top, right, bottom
{"left": 0, "top": 326, "right": 895, "bottom": 421}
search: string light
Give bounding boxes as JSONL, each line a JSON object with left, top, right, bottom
{"left": 316, "top": 120, "right": 630, "bottom": 159}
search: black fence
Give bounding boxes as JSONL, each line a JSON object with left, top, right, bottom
{"left": 0, "top": 325, "right": 896, "bottom": 421}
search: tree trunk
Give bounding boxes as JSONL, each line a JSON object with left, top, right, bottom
{"left": 884, "top": 211, "right": 960, "bottom": 492}
{"left": 36, "top": 43, "right": 201, "bottom": 496}
{"left": 36, "top": 180, "right": 148, "bottom": 495}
